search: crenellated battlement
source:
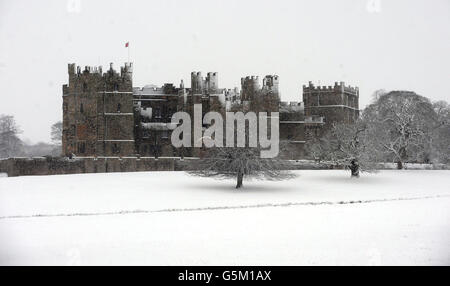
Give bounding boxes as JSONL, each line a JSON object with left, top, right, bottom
{"left": 190, "top": 71, "right": 219, "bottom": 94}
{"left": 302, "top": 80, "right": 360, "bottom": 131}
{"left": 263, "top": 75, "right": 279, "bottom": 82}
{"left": 241, "top": 76, "right": 260, "bottom": 92}
{"left": 68, "top": 63, "right": 103, "bottom": 76}
{"left": 303, "top": 81, "right": 359, "bottom": 95}
{"left": 240, "top": 76, "right": 260, "bottom": 86}
{"left": 120, "top": 62, "right": 133, "bottom": 76}
{"left": 68, "top": 62, "right": 132, "bottom": 79}
{"left": 262, "top": 75, "right": 279, "bottom": 94}
{"left": 64, "top": 62, "right": 133, "bottom": 96}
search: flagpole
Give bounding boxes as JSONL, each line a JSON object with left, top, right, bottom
{"left": 127, "top": 41, "right": 130, "bottom": 63}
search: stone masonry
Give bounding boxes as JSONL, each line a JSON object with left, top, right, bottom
{"left": 62, "top": 62, "right": 360, "bottom": 160}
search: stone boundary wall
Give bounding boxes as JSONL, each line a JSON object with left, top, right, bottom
{"left": 0, "top": 157, "right": 340, "bottom": 177}
{"left": 0, "top": 157, "right": 447, "bottom": 177}
{"left": 0, "top": 157, "right": 200, "bottom": 177}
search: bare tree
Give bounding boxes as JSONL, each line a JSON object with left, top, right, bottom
{"left": 363, "top": 91, "right": 437, "bottom": 169}
{"left": 51, "top": 121, "right": 63, "bottom": 146}
{"left": 190, "top": 146, "right": 295, "bottom": 189}
{"left": 307, "top": 120, "right": 379, "bottom": 177}
{"left": 430, "top": 100, "right": 450, "bottom": 164}
{"left": 0, "top": 114, "right": 24, "bottom": 158}
{"left": 189, "top": 100, "right": 295, "bottom": 189}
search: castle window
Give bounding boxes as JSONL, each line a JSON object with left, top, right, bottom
{"left": 154, "top": 107, "right": 161, "bottom": 118}
{"left": 112, "top": 143, "right": 121, "bottom": 154}
{"left": 114, "top": 83, "right": 119, "bottom": 91}
{"left": 162, "top": 130, "right": 168, "bottom": 139}
{"left": 80, "top": 103, "right": 84, "bottom": 113}
{"left": 77, "top": 142, "right": 86, "bottom": 154}
{"left": 117, "top": 103, "right": 121, "bottom": 113}
{"left": 83, "top": 83, "right": 87, "bottom": 92}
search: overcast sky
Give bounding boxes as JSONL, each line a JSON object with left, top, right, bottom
{"left": 0, "top": 0, "right": 449, "bottom": 143}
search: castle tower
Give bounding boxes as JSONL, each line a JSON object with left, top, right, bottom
{"left": 62, "top": 62, "right": 135, "bottom": 157}
{"left": 121, "top": 62, "right": 133, "bottom": 82}
{"left": 302, "top": 81, "right": 359, "bottom": 138}
{"left": 191, "top": 71, "right": 204, "bottom": 94}
{"left": 206, "top": 72, "right": 219, "bottom": 92}
{"left": 239, "top": 75, "right": 279, "bottom": 112}
{"left": 240, "top": 76, "right": 260, "bottom": 101}
{"left": 263, "top": 75, "right": 279, "bottom": 94}
{"left": 62, "top": 63, "right": 104, "bottom": 156}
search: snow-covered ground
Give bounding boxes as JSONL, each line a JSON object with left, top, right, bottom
{"left": 0, "top": 170, "right": 449, "bottom": 265}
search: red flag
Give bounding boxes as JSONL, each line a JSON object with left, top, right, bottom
{"left": 125, "top": 42, "right": 129, "bottom": 48}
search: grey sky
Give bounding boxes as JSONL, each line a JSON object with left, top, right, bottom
{"left": 0, "top": 0, "right": 449, "bottom": 143}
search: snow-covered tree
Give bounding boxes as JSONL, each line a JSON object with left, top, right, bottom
{"left": 189, "top": 102, "right": 295, "bottom": 189}
{"left": 0, "top": 114, "right": 24, "bottom": 158}
{"left": 363, "top": 91, "right": 437, "bottom": 169}
{"left": 307, "top": 120, "right": 379, "bottom": 177}
{"left": 189, "top": 146, "right": 295, "bottom": 189}
{"left": 50, "top": 121, "right": 63, "bottom": 146}
{"left": 370, "top": 89, "right": 387, "bottom": 103}
{"left": 430, "top": 100, "right": 450, "bottom": 164}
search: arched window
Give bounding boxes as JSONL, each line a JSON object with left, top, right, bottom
{"left": 117, "top": 103, "right": 121, "bottom": 113}
{"left": 80, "top": 103, "right": 84, "bottom": 113}
{"left": 83, "top": 83, "right": 87, "bottom": 92}
{"left": 114, "top": 83, "right": 119, "bottom": 91}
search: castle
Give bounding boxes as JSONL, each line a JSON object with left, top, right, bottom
{"left": 62, "top": 62, "right": 359, "bottom": 159}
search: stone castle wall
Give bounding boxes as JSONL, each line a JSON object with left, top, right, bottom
{"left": 0, "top": 157, "right": 200, "bottom": 177}
{"left": 61, "top": 63, "right": 360, "bottom": 161}
{"left": 0, "top": 157, "right": 348, "bottom": 177}
{"left": 62, "top": 63, "right": 135, "bottom": 157}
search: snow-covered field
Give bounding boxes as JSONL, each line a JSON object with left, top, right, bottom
{"left": 0, "top": 170, "right": 449, "bottom": 265}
